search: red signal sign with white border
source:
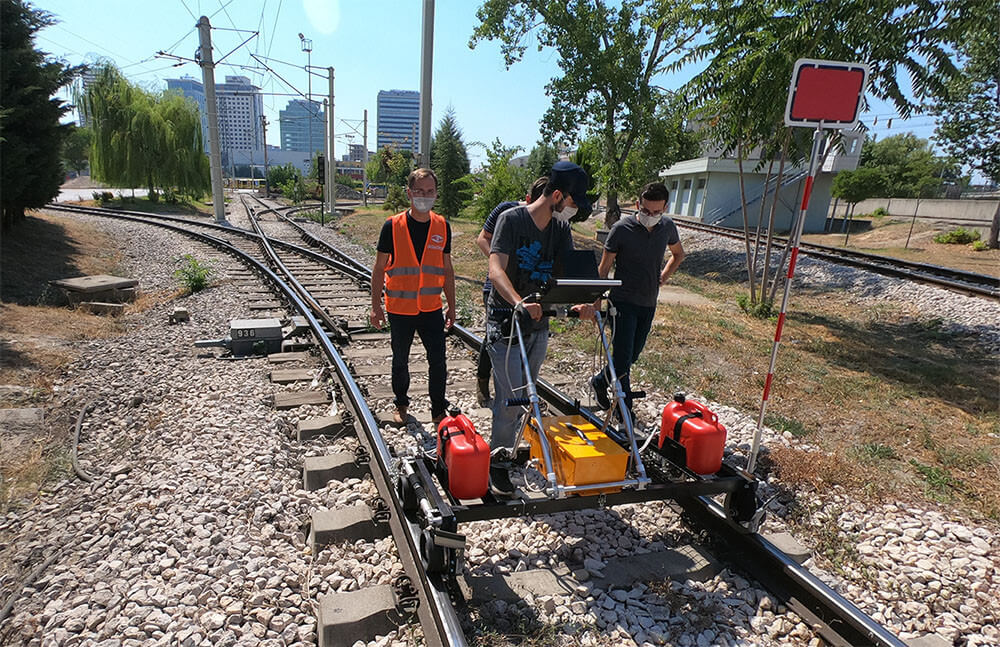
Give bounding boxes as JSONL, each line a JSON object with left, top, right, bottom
{"left": 785, "top": 58, "right": 869, "bottom": 129}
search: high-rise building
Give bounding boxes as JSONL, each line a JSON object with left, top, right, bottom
{"left": 346, "top": 143, "right": 373, "bottom": 163}
{"left": 166, "top": 75, "right": 208, "bottom": 153}
{"left": 165, "top": 75, "right": 265, "bottom": 167}
{"left": 377, "top": 90, "right": 419, "bottom": 152}
{"left": 215, "top": 76, "right": 265, "bottom": 166}
{"left": 278, "top": 99, "right": 325, "bottom": 154}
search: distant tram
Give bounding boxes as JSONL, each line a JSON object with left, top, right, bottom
{"left": 225, "top": 177, "right": 266, "bottom": 193}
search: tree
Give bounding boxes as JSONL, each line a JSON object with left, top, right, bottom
{"left": 470, "top": 0, "right": 696, "bottom": 226}
{"left": 620, "top": 97, "right": 700, "bottom": 199}
{"left": 267, "top": 163, "right": 300, "bottom": 191}
{"left": 859, "top": 133, "right": 954, "bottom": 198}
{"left": 429, "top": 107, "right": 472, "bottom": 219}
{"left": 1, "top": 0, "right": 81, "bottom": 230}
{"left": 62, "top": 124, "right": 92, "bottom": 175}
{"left": 470, "top": 139, "right": 531, "bottom": 223}
{"left": 525, "top": 141, "right": 558, "bottom": 181}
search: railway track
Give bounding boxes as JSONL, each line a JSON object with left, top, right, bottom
{"left": 41, "top": 200, "right": 917, "bottom": 646}
{"left": 658, "top": 215, "right": 1000, "bottom": 300}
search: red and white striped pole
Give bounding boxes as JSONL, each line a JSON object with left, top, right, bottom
{"left": 747, "top": 123, "right": 826, "bottom": 473}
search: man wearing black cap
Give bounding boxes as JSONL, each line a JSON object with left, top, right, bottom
{"left": 485, "top": 161, "right": 595, "bottom": 496}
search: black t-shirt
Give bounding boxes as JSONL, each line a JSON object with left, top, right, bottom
{"left": 488, "top": 206, "right": 573, "bottom": 330}
{"left": 605, "top": 214, "right": 680, "bottom": 307}
{"left": 377, "top": 210, "right": 452, "bottom": 263}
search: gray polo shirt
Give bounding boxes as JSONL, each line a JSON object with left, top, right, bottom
{"left": 605, "top": 215, "right": 680, "bottom": 307}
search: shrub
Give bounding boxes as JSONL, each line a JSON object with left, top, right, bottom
{"left": 737, "top": 294, "right": 774, "bottom": 319}
{"left": 870, "top": 207, "right": 889, "bottom": 218}
{"left": 933, "top": 228, "right": 981, "bottom": 244}
{"left": 173, "top": 254, "right": 212, "bottom": 293}
{"left": 163, "top": 188, "right": 179, "bottom": 204}
{"left": 971, "top": 240, "right": 988, "bottom": 251}
{"left": 383, "top": 185, "right": 409, "bottom": 212}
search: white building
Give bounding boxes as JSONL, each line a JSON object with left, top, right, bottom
{"left": 660, "top": 133, "right": 863, "bottom": 233}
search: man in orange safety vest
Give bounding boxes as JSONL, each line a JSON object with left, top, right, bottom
{"left": 370, "top": 168, "right": 456, "bottom": 426}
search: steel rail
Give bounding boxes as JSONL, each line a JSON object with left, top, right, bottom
{"left": 51, "top": 202, "right": 906, "bottom": 646}
{"left": 661, "top": 214, "right": 999, "bottom": 300}
{"left": 46, "top": 203, "right": 467, "bottom": 646}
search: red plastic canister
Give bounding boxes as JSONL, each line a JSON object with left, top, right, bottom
{"left": 436, "top": 409, "right": 490, "bottom": 500}
{"left": 659, "top": 394, "right": 727, "bottom": 475}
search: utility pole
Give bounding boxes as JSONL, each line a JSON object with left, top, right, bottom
{"left": 261, "top": 115, "right": 270, "bottom": 196}
{"left": 299, "top": 34, "right": 313, "bottom": 160}
{"left": 327, "top": 67, "right": 336, "bottom": 216}
{"left": 363, "top": 109, "right": 369, "bottom": 207}
{"left": 418, "top": 0, "right": 434, "bottom": 167}
{"left": 197, "top": 16, "right": 226, "bottom": 223}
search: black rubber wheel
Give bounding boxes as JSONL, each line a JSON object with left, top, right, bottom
{"left": 724, "top": 485, "right": 759, "bottom": 528}
{"left": 397, "top": 474, "right": 417, "bottom": 513}
{"left": 421, "top": 528, "right": 448, "bottom": 574}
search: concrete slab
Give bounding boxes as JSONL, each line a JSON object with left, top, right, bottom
{"left": 592, "top": 546, "right": 720, "bottom": 587}
{"left": 273, "top": 390, "right": 330, "bottom": 409}
{"left": 365, "top": 383, "right": 425, "bottom": 400}
{"left": 270, "top": 368, "right": 316, "bottom": 384}
{"left": 343, "top": 347, "right": 421, "bottom": 360}
{"left": 303, "top": 452, "right": 368, "bottom": 490}
{"left": 764, "top": 532, "right": 811, "bottom": 565}
{"left": 249, "top": 301, "right": 283, "bottom": 310}
{"left": 375, "top": 408, "right": 432, "bottom": 427}
{"left": 906, "top": 636, "right": 952, "bottom": 647}
{"left": 0, "top": 408, "right": 44, "bottom": 427}
{"left": 297, "top": 415, "right": 346, "bottom": 441}
{"left": 79, "top": 302, "right": 126, "bottom": 316}
{"left": 354, "top": 362, "right": 427, "bottom": 377}
{"left": 351, "top": 332, "right": 392, "bottom": 342}
{"left": 463, "top": 567, "right": 580, "bottom": 603}
{"left": 309, "top": 504, "right": 389, "bottom": 550}
{"left": 656, "top": 286, "right": 714, "bottom": 307}
{"left": 50, "top": 275, "right": 138, "bottom": 293}
{"left": 268, "top": 351, "right": 312, "bottom": 363}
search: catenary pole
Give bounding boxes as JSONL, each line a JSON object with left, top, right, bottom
{"left": 363, "top": 109, "right": 369, "bottom": 207}
{"left": 418, "top": 0, "right": 434, "bottom": 167}
{"left": 748, "top": 124, "right": 826, "bottom": 473}
{"left": 327, "top": 68, "right": 336, "bottom": 215}
{"left": 197, "top": 16, "right": 226, "bottom": 224}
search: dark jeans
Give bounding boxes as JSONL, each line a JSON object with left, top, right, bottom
{"left": 476, "top": 289, "right": 492, "bottom": 380}
{"left": 388, "top": 309, "right": 448, "bottom": 417}
{"left": 594, "top": 299, "right": 656, "bottom": 410}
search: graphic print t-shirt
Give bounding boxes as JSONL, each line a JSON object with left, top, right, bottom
{"left": 487, "top": 206, "right": 572, "bottom": 331}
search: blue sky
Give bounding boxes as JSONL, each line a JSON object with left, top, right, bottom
{"left": 37, "top": 0, "right": 938, "bottom": 170}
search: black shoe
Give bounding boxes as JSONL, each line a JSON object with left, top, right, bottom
{"left": 476, "top": 376, "right": 492, "bottom": 407}
{"left": 489, "top": 450, "right": 515, "bottom": 497}
{"left": 590, "top": 375, "right": 611, "bottom": 410}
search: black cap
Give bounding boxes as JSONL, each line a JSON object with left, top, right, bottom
{"left": 548, "top": 161, "right": 591, "bottom": 212}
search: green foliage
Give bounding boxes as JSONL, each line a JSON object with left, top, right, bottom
{"left": 470, "top": 0, "right": 694, "bottom": 225}
{"left": 280, "top": 176, "right": 308, "bottom": 204}
{"left": 1, "top": 0, "right": 82, "bottom": 230}
{"left": 855, "top": 442, "right": 898, "bottom": 462}
{"left": 430, "top": 107, "right": 472, "bottom": 218}
{"left": 62, "top": 124, "right": 92, "bottom": 175}
{"left": 832, "top": 168, "right": 891, "bottom": 205}
{"left": 334, "top": 174, "right": 359, "bottom": 188}
{"left": 470, "top": 139, "right": 530, "bottom": 223}
{"left": 82, "top": 63, "right": 209, "bottom": 199}
{"left": 870, "top": 207, "right": 889, "bottom": 218}
{"left": 370, "top": 146, "right": 412, "bottom": 187}
{"left": 764, "top": 413, "right": 810, "bottom": 437}
{"left": 267, "top": 163, "right": 300, "bottom": 190}
{"left": 383, "top": 184, "right": 409, "bottom": 212}
{"left": 737, "top": 294, "right": 774, "bottom": 319}
{"left": 858, "top": 134, "right": 957, "bottom": 198}
{"left": 927, "top": 4, "right": 1000, "bottom": 185}
{"left": 933, "top": 228, "right": 981, "bottom": 244}
{"left": 909, "top": 459, "right": 960, "bottom": 500}
{"left": 173, "top": 254, "right": 212, "bottom": 293}
{"left": 525, "top": 141, "right": 558, "bottom": 181}
{"left": 971, "top": 240, "right": 988, "bottom": 252}
{"left": 147, "top": 188, "right": 159, "bottom": 203}
{"left": 92, "top": 190, "right": 113, "bottom": 204}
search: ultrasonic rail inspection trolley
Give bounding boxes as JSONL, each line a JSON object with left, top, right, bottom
{"left": 395, "top": 278, "right": 763, "bottom": 576}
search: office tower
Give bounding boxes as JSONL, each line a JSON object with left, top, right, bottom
{"left": 377, "top": 90, "right": 419, "bottom": 152}
{"left": 279, "top": 99, "right": 325, "bottom": 153}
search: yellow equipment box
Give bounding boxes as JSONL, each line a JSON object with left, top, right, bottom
{"left": 523, "top": 415, "right": 629, "bottom": 493}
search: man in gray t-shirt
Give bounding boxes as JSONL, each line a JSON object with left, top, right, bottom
{"left": 590, "top": 181, "right": 686, "bottom": 420}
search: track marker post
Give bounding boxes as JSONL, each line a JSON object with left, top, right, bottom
{"left": 747, "top": 59, "right": 869, "bottom": 473}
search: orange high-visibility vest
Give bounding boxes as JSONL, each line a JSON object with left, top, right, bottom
{"left": 384, "top": 210, "right": 447, "bottom": 315}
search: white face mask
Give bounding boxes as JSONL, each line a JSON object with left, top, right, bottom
{"left": 553, "top": 199, "right": 578, "bottom": 223}
{"left": 411, "top": 196, "right": 436, "bottom": 212}
{"left": 638, "top": 213, "right": 661, "bottom": 228}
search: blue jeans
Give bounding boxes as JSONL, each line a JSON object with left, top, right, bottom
{"left": 594, "top": 299, "right": 656, "bottom": 410}
{"left": 388, "top": 309, "right": 448, "bottom": 417}
{"left": 487, "top": 319, "right": 548, "bottom": 452}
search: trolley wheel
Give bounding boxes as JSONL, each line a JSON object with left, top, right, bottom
{"left": 421, "top": 528, "right": 448, "bottom": 574}
{"left": 724, "top": 484, "right": 760, "bottom": 529}
{"left": 396, "top": 474, "right": 417, "bottom": 513}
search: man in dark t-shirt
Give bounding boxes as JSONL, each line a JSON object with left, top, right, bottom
{"left": 473, "top": 177, "right": 548, "bottom": 406}
{"left": 590, "top": 181, "right": 685, "bottom": 420}
{"left": 486, "top": 161, "right": 595, "bottom": 496}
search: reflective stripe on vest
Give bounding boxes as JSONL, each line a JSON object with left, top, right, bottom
{"left": 384, "top": 210, "right": 447, "bottom": 315}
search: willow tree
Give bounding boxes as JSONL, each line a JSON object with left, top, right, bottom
{"left": 81, "top": 64, "right": 208, "bottom": 198}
